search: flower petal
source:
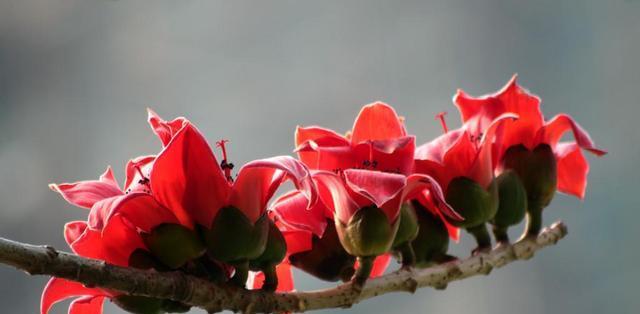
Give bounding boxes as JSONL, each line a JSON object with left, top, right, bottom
{"left": 49, "top": 167, "right": 123, "bottom": 209}
{"left": 556, "top": 142, "right": 590, "bottom": 199}
{"left": 351, "top": 102, "right": 406, "bottom": 144}
{"left": 151, "top": 123, "right": 230, "bottom": 228}
{"left": 124, "top": 155, "right": 155, "bottom": 193}
{"left": 370, "top": 254, "right": 392, "bottom": 278}
{"left": 314, "top": 171, "right": 360, "bottom": 224}
{"left": 537, "top": 113, "right": 607, "bottom": 156}
{"left": 342, "top": 169, "right": 407, "bottom": 222}
{"left": 147, "top": 108, "right": 188, "bottom": 147}
{"left": 69, "top": 296, "right": 104, "bottom": 314}
{"left": 403, "top": 174, "right": 461, "bottom": 221}
{"left": 247, "top": 263, "right": 295, "bottom": 292}
{"left": 89, "top": 193, "right": 180, "bottom": 233}
{"left": 415, "top": 189, "right": 460, "bottom": 241}
{"left": 100, "top": 215, "right": 147, "bottom": 266}
{"left": 454, "top": 75, "right": 543, "bottom": 149}
{"left": 468, "top": 113, "right": 518, "bottom": 188}
{"left": 231, "top": 156, "right": 318, "bottom": 223}
{"left": 41, "top": 278, "right": 106, "bottom": 314}
{"left": 64, "top": 221, "right": 88, "bottom": 246}
{"left": 282, "top": 229, "right": 314, "bottom": 255}
{"left": 271, "top": 190, "right": 328, "bottom": 237}
{"left": 353, "top": 136, "right": 416, "bottom": 175}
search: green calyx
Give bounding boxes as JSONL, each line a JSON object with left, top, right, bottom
{"left": 491, "top": 170, "right": 527, "bottom": 242}
{"left": 391, "top": 203, "right": 420, "bottom": 248}
{"left": 502, "top": 144, "right": 557, "bottom": 212}
{"left": 141, "top": 224, "right": 205, "bottom": 270}
{"left": 444, "top": 176, "right": 498, "bottom": 229}
{"left": 410, "top": 201, "right": 451, "bottom": 268}
{"left": 335, "top": 205, "right": 399, "bottom": 257}
{"left": 249, "top": 220, "right": 287, "bottom": 291}
{"left": 200, "top": 206, "right": 269, "bottom": 264}
{"left": 288, "top": 220, "right": 356, "bottom": 282}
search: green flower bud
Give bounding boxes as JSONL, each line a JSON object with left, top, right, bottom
{"left": 410, "top": 201, "right": 451, "bottom": 268}
{"left": 200, "top": 206, "right": 270, "bottom": 263}
{"left": 391, "top": 203, "right": 419, "bottom": 267}
{"left": 141, "top": 224, "right": 205, "bottom": 269}
{"left": 502, "top": 143, "right": 557, "bottom": 236}
{"left": 288, "top": 221, "right": 356, "bottom": 282}
{"left": 335, "top": 206, "right": 399, "bottom": 258}
{"left": 249, "top": 220, "right": 287, "bottom": 291}
{"left": 491, "top": 170, "right": 527, "bottom": 243}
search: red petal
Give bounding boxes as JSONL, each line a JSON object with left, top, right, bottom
{"left": 231, "top": 156, "right": 318, "bottom": 223}
{"left": 296, "top": 140, "right": 355, "bottom": 172}
{"left": 151, "top": 123, "right": 230, "bottom": 228}
{"left": 100, "top": 215, "right": 147, "bottom": 266}
{"left": 49, "top": 167, "right": 123, "bottom": 209}
{"left": 64, "top": 221, "right": 88, "bottom": 246}
{"left": 351, "top": 102, "right": 406, "bottom": 144}
{"left": 282, "top": 229, "right": 313, "bottom": 255}
{"left": 556, "top": 143, "right": 589, "bottom": 199}
{"left": 454, "top": 75, "right": 543, "bottom": 150}
{"left": 440, "top": 130, "right": 477, "bottom": 187}
{"left": 295, "top": 126, "right": 349, "bottom": 148}
{"left": 538, "top": 114, "right": 606, "bottom": 156}
{"left": 352, "top": 136, "right": 415, "bottom": 175}
{"left": 89, "top": 193, "right": 180, "bottom": 233}
{"left": 468, "top": 113, "right": 519, "bottom": 188}
{"left": 403, "top": 174, "right": 461, "bottom": 221}
{"left": 124, "top": 155, "right": 155, "bottom": 192}
{"left": 370, "top": 254, "right": 392, "bottom": 278}
{"left": 342, "top": 169, "right": 407, "bottom": 222}
{"left": 247, "top": 263, "right": 295, "bottom": 292}
{"left": 69, "top": 296, "right": 104, "bottom": 314}
{"left": 147, "top": 108, "right": 188, "bottom": 147}
{"left": 69, "top": 227, "right": 103, "bottom": 260}
{"left": 271, "top": 190, "right": 327, "bottom": 237}
{"left": 314, "top": 171, "right": 360, "bottom": 224}
{"left": 415, "top": 190, "right": 460, "bottom": 241}
{"left": 41, "top": 278, "right": 106, "bottom": 314}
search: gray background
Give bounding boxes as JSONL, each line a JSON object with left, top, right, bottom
{"left": 1, "top": 1, "right": 637, "bottom": 313}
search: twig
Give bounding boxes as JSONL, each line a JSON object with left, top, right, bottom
{"left": 0, "top": 221, "right": 568, "bottom": 313}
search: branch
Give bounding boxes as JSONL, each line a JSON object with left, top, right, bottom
{"left": 0, "top": 221, "right": 567, "bottom": 313}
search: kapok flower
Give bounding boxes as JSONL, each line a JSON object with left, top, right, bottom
{"left": 296, "top": 102, "right": 415, "bottom": 175}
{"left": 146, "top": 112, "right": 317, "bottom": 287}
{"left": 414, "top": 112, "right": 517, "bottom": 251}
{"left": 44, "top": 168, "right": 200, "bottom": 314}
{"left": 313, "top": 168, "right": 456, "bottom": 286}
{"left": 454, "top": 75, "right": 605, "bottom": 236}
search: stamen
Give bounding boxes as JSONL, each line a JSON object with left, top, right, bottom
{"left": 216, "top": 139, "right": 234, "bottom": 182}
{"left": 435, "top": 112, "right": 449, "bottom": 134}
{"left": 135, "top": 165, "right": 150, "bottom": 185}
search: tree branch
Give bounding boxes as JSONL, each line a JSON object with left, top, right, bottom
{"left": 0, "top": 221, "right": 567, "bottom": 313}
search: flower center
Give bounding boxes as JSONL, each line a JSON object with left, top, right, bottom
{"left": 135, "top": 165, "right": 150, "bottom": 186}
{"left": 436, "top": 111, "right": 449, "bottom": 134}
{"left": 216, "top": 139, "right": 235, "bottom": 182}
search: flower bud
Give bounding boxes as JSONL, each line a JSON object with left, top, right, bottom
{"left": 410, "top": 201, "right": 450, "bottom": 268}
{"left": 391, "top": 203, "right": 419, "bottom": 267}
{"left": 249, "top": 220, "right": 287, "bottom": 291}
{"left": 200, "top": 206, "right": 270, "bottom": 263}
{"left": 288, "top": 221, "right": 356, "bottom": 282}
{"left": 335, "top": 205, "right": 400, "bottom": 258}
{"left": 490, "top": 170, "right": 527, "bottom": 243}
{"left": 141, "top": 224, "right": 205, "bottom": 269}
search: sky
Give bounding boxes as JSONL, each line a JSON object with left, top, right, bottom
{"left": 0, "top": 1, "right": 638, "bottom": 313}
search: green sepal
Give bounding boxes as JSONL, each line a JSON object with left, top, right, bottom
{"left": 491, "top": 170, "right": 527, "bottom": 228}
{"left": 335, "top": 206, "right": 399, "bottom": 257}
{"left": 502, "top": 143, "right": 557, "bottom": 212}
{"left": 444, "top": 176, "right": 498, "bottom": 228}
{"left": 288, "top": 221, "right": 355, "bottom": 282}
{"left": 200, "top": 206, "right": 269, "bottom": 263}
{"left": 249, "top": 220, "right": 287, "bottom": 271}
{"left": 410, "top": 201, "right": 450, "bottom": 268}
{"left": 113, "top": 295, "right": 164, "bottom": 314}
{"left": 391, "top": 203, "right": 419, "bottom": 249}
{"left": 141, "top": 224, "right": 205, "bottom": 269}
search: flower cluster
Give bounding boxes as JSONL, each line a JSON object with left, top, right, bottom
{"left": 42, "top": 76, "right": 604, "bottom": 314}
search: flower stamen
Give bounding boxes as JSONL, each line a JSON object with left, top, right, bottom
{"left": 436, "top": 112, "right": 449, "bottom": 134}
{"left": 216, "top": 139, "right": 235, "bottom": 182}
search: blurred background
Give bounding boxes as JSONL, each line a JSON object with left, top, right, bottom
{"left": 0, "top": 0, "right": 637, "bottom": 313}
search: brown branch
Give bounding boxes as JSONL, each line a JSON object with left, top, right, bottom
{"left": 0, "top": 221, "right": 567, "bottom": 313}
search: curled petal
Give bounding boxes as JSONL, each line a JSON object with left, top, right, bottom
{"left": 41, "top": 278, "right": 107, "bottom": 314}
{"left": 151, "top": 123, "right": 230, "bottom": 228}
{"left": 415, "top": 190, "right": 460, "bottom": 241}
{"left": 556, "top": 143, "right": 590, "bottom": 199}
{"left": 538, "top": 113, "right": 606, "bottom": 156}
{"left": 49, "top": 167, "right": 123, "bottom": 209}
{"left": 89, "top": 193, "right": 180, "bottom": 233}
{"left": 231, "top": 156, "right": 318, "bottom": 223}
{"left": 69, "top": 296, "right": 104, "bottom": 314}
{"left": 314, "top": 171, "right": 360, "bottom": 224}
{"left": 295, "top": 140, "right": 355, "bottom": 172}
{"left": 68, "top": 227, "right": 103, "bottom": 260}
{"left": 342, "top": 169, "right": 407, "bottom": 222}
{"left": 353, "top": 136, "right": 416, "bottom": 175}
{"left": 404, "top": 174, "right": 461, "bottom": 221}
{"left": 147, "top": 108, "right": 188, "bottom": 147}
{"left": 271, "top": 190, "right": 327, "bottom": 237}
{"left": 295, "top": 126, "right": 349, "bottom": 149}
{"left": 351, "top": 102, "right": 406, "bottom": 144}
{"left": 64, "top": 221, "right": 88, "bottom": 246}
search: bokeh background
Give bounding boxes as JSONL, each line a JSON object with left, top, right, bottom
{"left": 1, "top": 1, "right": 638, "bottom": 313}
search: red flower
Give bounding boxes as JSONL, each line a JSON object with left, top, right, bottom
{"left": 296, "top": 102, "right": 415, "bottom": 175}
{"left": 453, "top": 75, "right": 606, "bottom": 199}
